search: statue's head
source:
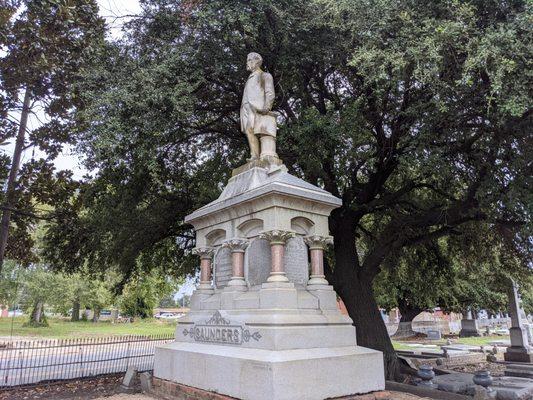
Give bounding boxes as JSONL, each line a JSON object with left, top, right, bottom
{"left": 246, "top": 52, "right": 263, "bottom": 72}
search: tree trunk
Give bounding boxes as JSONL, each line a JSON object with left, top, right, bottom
{"left": 0, "top": 89, "right": 31, "bottom": 275}
{"left": 29, "top": 300, "right": 47, "bottom": 326}
{"left": 330, "top": 210, "right": 400, "bottom": 380}
{"left": 71, "top": 298, "right": 80, "bottom": 322}
{"left": 392, "top": 300, "right": 422, "bottom": 338}
{"left": 92, "top": 308, "right": 100, "bottom": 323}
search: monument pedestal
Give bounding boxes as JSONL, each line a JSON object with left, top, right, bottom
{"left": 155, "top": 342, "right": 383, "bottom": 400}
{"left": 153, "top": 159, "right": 384, "bottom": 399}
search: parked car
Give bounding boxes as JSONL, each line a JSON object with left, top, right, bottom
{"left": 156, "top": 312, "right": 183, "bottom": 320}
{"left": 7, "top": 309, "right": 24, "bottom": 317}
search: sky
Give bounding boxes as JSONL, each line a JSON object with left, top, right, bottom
{"left": 97, "top": 0, "right": 142, "bottom": 37}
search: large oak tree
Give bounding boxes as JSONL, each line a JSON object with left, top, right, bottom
{"left": 42, "top": 0, "right": 532, "bottom": 378}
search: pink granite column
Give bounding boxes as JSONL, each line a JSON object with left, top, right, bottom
{"left": 192, "top": 247, "right": 214, "bottom": 290}
{"left": 223, "top": 239, "right": 249, "bottom": 289}
{"left": 260, "top": 230, "right": 295, "bottom": 283}
{"left": 304, "top": 235, "right": 333, "bottom": 286}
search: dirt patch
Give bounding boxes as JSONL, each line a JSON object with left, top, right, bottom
{"left": 0, "top": 374, "right": 138, "bottom": 400}
{"left": 447, "top": 360, "right": 506, "bottom": 376}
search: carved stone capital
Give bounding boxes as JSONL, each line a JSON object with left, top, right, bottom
{"left": 222, "top": 238, "right": 249, "bottom": 253}
{"left": 259, "top": 230, "right": 295, "bottom": 245}
{"left": 303, "top": 235, "right": 333, "bottom": 250}
{"left": 192, "top": 246, "right": 215, "bottom": 259}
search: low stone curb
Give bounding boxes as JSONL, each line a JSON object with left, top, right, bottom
{"left": 385, "top": 381, "right": 471, "bottom": 400}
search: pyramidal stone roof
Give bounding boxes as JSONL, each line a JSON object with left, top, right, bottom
{"left": 185, "top": 165, "right": 341, "bottom": 223}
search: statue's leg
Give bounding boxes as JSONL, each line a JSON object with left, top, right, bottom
{"left": 246, "top": 130, "right": 260, "bottom": 160}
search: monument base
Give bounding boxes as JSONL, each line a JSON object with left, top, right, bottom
{"left": 505, "top": 363, "right": 533, "bottom": 379}
{"left": 154, "top": 342, "right": 384, "bottom": 400}
{"left": 504, "top": 347, "right": 533, "bottom": 363}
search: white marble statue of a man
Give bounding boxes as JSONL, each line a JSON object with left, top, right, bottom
{"left": 240, "top": 52, "right": 276, "bottom": 161}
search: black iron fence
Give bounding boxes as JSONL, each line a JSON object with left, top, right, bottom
{"left": 0, "top": 334, "right": 174, "bottom": 387}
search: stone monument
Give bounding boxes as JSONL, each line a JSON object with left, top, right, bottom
{"left": 152, "top": 53, "right": 385, "bottom": 400}
{"left": 459, "top": 308, "right": 481, "bottom": 337}
{"left": 504, "top": 281, "right": 532, "bottom": 363}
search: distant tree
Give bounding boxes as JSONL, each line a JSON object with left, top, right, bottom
{"left": 0, "top": 259, "right": 24, "bottom": 309}
{"left": 57, "top": 272, "right": 116, "bottom": 322}
{"left": 85, "top": 278, "right": 114, "bottom": 322}
{"left": 0, "top": 0, "right": 104, "bottom": 272}
{"left": 374, "top": 240, "right": 452, "bottom": 337}
{"left": 375, "top": 223, "right": 531, "bottom": 333}
{"left": 118, "top": 271, "right": 177, "bottom": 318}
{"left": 159, "top": 295, "right": 176, "bottom": 308}
{"left": 180, "top": 295, "right": 191, "bottom": 308}
{"left": 18, "top": 264, "right": 70, "bottom": 326}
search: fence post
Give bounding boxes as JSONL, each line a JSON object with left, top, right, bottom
{"left": 125, "top": 335, "right": 131, "bottom": 371}
{"left": 17, "top": 342, "right": 24, "bottom": 386}
{"left": 79, "top": 339, "right": 84, "bottom": 378}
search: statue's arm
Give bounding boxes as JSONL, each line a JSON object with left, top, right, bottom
{"left": 263, "top": 72, "right": 275, "bottom": 111}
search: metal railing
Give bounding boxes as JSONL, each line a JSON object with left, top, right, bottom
{"left": 0, "top": 334, "right": 174, "bottom": 387}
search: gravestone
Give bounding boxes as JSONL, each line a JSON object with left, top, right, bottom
{"left": 427, "top": 330, "right": 442, "bottom": 340}
{"left": 246, "top": 238, "right": 271, "bottom": 287}
{"left": 284, "top": 236, "right": 309, "bottom": 286}
{"left": 214, "top": 246, "right": 232, "bottom": 289}
{"left": 120, "top": 366, "right": 138, "bottom": 393}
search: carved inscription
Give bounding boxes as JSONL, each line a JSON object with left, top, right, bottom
{"left": 182, "top": 311, "right": 261, "bottom": 345}
{"left": 284, "top": 236, "right": 309, "bottom": 286}
{"left": 246, "top": 238, "right": 271, "bottom": 287}
{"left": 214, "top": 247, "right": 232, "bottom": 288}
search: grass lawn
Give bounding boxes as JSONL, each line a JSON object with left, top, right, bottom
{"left": 392, "top": 335, "right": 509, "bottom": 350}
{"left": 0, "top": 316, "right": 177, "bottom": 339}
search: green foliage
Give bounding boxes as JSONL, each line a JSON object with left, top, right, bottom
{"left": 18, "top": 264, "right": 70, "bottom": 315}
{"left": 374, "top": 222, "right": 531, "bottom": 317}
{"left": 3, "top": 261, "right": 116, "bottom": 326}
{"left": 374, "top": 239, "right": 452, "bottom": 318}
{"left": 0, "top": 0, "right": 105, "bottom": 265}
{"left": 118, "top": 270, "right": 178, "bottom": 318}
{"left": 0, "top": 259, "right": 22, "bottom": 307}
{"left": 158, "top": 294, "right": 176, "bottom": 308}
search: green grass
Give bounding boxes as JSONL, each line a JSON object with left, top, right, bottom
{"left": 392, "top": 335, "right": 509, "bottom": 350}
{"left": 0, "top": 316, "right": 176, "bottom": 339}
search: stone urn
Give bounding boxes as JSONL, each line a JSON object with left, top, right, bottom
{"left": 473, "top": 370, "right": 493, "bottom": 390}
{"left": 416, "top": 365, "right": 436, "bottom": 388}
